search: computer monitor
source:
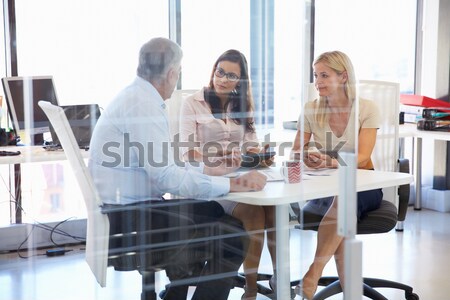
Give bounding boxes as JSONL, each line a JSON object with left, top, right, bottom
{"left": 1, "top": 76, "right": 60, "bottom": 145}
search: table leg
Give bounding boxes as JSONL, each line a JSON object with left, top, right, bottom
{"left": 14, "top": 163, "right": 22, "bottom": 223}
{"left": 414, "top": 137, "right": 422, "bottom": 210}
{"left": 276, "top": 203, "right": 290, "bottom": 299}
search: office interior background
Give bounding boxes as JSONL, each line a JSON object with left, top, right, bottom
{"left": 1, "top": 0, "right": 449, "bottom": 299}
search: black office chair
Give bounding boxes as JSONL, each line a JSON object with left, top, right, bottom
{"left": 246, "top": 80, "right": 419, "bottom": 300}
{"left": 39, "top": 100, "right": 248, "bottom": 300}
{"left": 289, "top": 158, "right": 419, "bottom": 300}
{"left": 238, "top": 160, "right": 417, "bottom": 300}
{"left": 105, "top": 201, "right": 221, "bottom": 300}
{"left": 290, "top": 80, "right": 419, "bottom": 300}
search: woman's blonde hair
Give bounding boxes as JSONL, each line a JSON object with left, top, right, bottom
{"left": 313, "top": 51, "right": 356, "bottom": 127}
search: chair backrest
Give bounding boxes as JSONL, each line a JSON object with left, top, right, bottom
{"left": 358, "top": 80, "right": 400, "bottom": 203}
{"left": 306, "top": 80, "right": 400, "bottom": 203}
{"left": 38, "top": 101, "right": 110, "bottom": 287}
{"left": 166, "top": 89, "right": 197, "bottom": 141}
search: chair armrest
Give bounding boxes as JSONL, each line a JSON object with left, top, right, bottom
{"left": 397, "top": 158, "right": 410, "bottom": 222}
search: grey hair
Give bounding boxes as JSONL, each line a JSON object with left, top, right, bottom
{"left": 136, "top": 37, "right": 183, "bottom": 82}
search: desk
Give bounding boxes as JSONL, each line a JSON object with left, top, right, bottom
{"left": 0, "top": 145, "right": 89, "bottom": 223}
{"left": 400, "top": 124, "right": 450, "bottom": 210}
{"left": 224, "top": 169, "right": 412, "bottom": 299}
{"left": 0, "top": 145, "right": 89, "bottom": 164}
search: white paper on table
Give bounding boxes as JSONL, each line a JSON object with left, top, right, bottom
{"left": 303, "top": 168, "right": 336, "bottom": 176}
{"left": 260, "top": 168, "right": 284, "bottom": 181}
{"left": 223, "top": 167, "right": 284, "bottom": 182}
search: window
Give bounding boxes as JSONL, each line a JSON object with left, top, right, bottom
{"left": 2, "top": 0, "right": 168, "bottom": 227}
{"left": 180, "top": 0, "right": 309, "bottom": 129}
{"left": 180, "top": 0, "right": 251, "bottom": 90}
{"left": 314, "top": 0, "right": 417, "bottom": 94}
{"left": 15, "top": 0, "right": 168, "bottom": 109}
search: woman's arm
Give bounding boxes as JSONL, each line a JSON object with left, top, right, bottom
{"left": 357, "top": 127, "right": 377, "bottom": 169}
{"left": 291, "top": 130, "right": 312, "bottom": 160}
{"left": 184, "top": 149, "right": 204, "bottom": 162}
{"left": 293, "top": 130, "right": 341, "bottom": 168}
{"left": 297, "top": 128, "right": 377, "bottom": 169}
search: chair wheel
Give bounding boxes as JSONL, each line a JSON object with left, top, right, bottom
{"left": 406, "top": 292, "right": 419, "bottom": 300}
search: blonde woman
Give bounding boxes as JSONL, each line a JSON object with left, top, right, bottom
{"left": 291, "top": 51, "right": 382, "bottom": 299}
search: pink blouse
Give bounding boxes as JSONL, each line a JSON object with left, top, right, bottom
{"left": 179, "top": 88, "right": 258, "bottom": 157}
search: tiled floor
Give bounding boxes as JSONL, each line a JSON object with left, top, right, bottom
{"left": 1, "top": 207, "right": 449, "bottom": 300}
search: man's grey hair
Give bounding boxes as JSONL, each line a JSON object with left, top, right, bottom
{"left": 137, "top": 37, "right": 183, "bottom": 82}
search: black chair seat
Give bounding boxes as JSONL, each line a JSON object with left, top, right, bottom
{"left": 299, "top": 200, "right": 398, "bottom": 234}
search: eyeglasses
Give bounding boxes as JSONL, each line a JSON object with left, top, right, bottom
{"left": 214, "top": 68, "right": 240, "bottom": 82}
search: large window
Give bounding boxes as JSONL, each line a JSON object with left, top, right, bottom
{"left": 1, "top": 0, "right": 168, "bottom": 227}
{"left": 180, "top": 0, "right": 309, "bottom": 129}
{"left": 314, "top": 0, "right": 417, "bottom": 94}
{"left": 15, "top": 0, "right": 168, "bottom": 109}
{"left": 180, "top": 0, "right": 250, "bottom": 90}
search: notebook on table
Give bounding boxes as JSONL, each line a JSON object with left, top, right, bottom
{"left": 48, "top": 104, "right": 101, "bottom": 150}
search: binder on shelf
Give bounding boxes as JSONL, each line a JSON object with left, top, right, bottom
{"left": 399, "top": 104, "right": 424, "bottom": 123}
{"left": 400, "top": 94, "right": 450, "bottom": 112}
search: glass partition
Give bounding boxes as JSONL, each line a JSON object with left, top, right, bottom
{"left": 0, "top": 1, "right": 415, "bottom": 300}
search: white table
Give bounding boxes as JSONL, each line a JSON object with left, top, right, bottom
{"left": 261, "top": 124, "right": 449, "bottom": 212}
{"left": 223, "top": 168, "right": 413, "bottom": 299}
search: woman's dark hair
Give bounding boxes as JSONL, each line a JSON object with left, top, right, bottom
{"left": 204, "top": 49, "right": 255, "bottom": 133}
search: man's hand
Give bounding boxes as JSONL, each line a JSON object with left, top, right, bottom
{"left": 230, "top": 170, "right": 267, "bottom": 192}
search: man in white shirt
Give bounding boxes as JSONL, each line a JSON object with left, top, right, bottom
{"left": 89, "top": 37, "right": 267, "bottom": 300}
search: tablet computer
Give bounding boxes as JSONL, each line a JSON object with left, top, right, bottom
{"left": 241, "top": 151, "right": 276, "bottom": 168}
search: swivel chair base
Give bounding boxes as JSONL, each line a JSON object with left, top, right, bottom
{"left": 290, "top": 276, "right": 419, "bottom": 300}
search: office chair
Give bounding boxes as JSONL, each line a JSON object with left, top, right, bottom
{"left": 248, "top": 81, "right": 418, "bottom": 300}
{"left": 290, "top": 80, "right": 419, "bottom": 300}
{"left": 166, "top": 89, "right": 197, "bottom": 136}
{"left": 38, "top": 100, "right": 236, "bottom": 300}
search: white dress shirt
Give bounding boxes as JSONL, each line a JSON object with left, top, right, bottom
{"left": 88, "top": 77, "right": 230, "bottom": 205}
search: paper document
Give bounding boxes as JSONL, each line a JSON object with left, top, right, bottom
{"left": 260, "top": 168, "right": 284, "bottom": 181}
{"left": 303, "top": 168, "right": 336, "bottom": 176}
{"left": 223, "top": 168, "right": 284, "bottom": 182}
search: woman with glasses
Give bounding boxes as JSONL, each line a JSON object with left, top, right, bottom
{"left": 179, "top": 49, "right": 276, "bottom": 300}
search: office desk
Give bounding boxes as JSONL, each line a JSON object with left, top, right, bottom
{"left": 400, "top": 124, "right": 450, "bottom": 210}
{"left": 0, "top": 145, "right": 89, "bottom": 164}
{"left": 224, "top": 168, "right": 412, "bottom": 299}
{"left": 0, "top": 145, "right": 89, "bottom": 223}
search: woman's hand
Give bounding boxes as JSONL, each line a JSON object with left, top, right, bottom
{"left": 304, "top": 150, "right": 337, "bottom": 169}
{"left": 259, "top": 144, "right": 274, "bottom": 167}
{"left": 203, "top": 148, "right": 242, "bottom": 176}
{"left": 246, "top": 144, "right": 274, "bottom": 167}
